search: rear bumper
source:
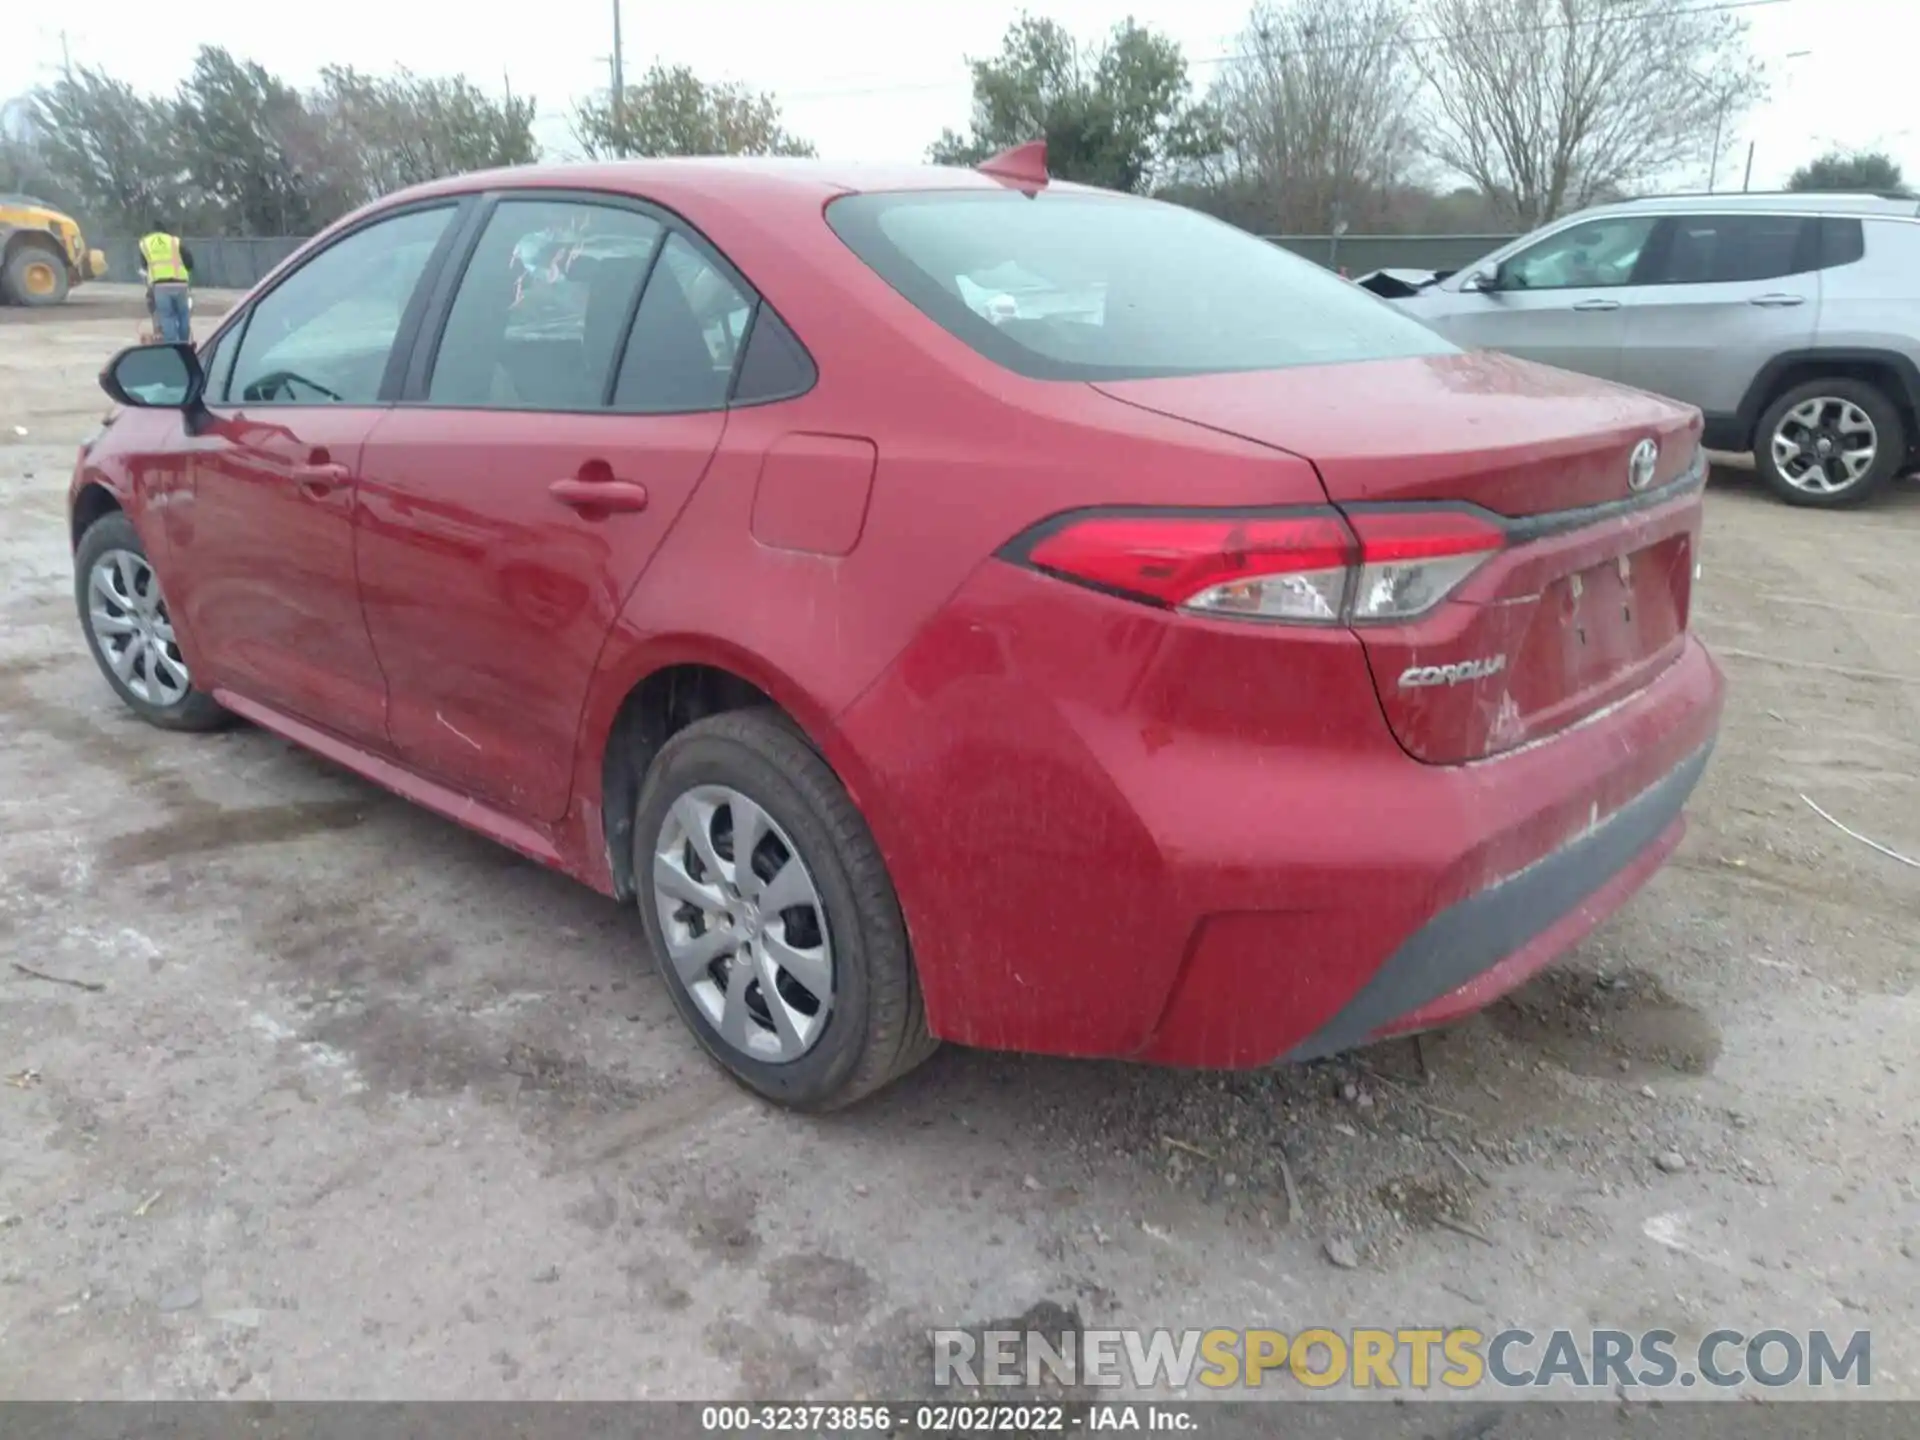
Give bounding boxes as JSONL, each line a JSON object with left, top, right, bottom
{"left": 1136, "top": 638, "right": 1724, "bottom": 1067}
{"left": 840, "top": 558, "right": 1725, "bottom": 1066}
{"left": 1281, "top": 739, "right": 1710, "bottom": 1061}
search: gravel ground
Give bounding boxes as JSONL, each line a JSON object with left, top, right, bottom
{"left": 2, "top": 303, "right": 1917, "bottom": 1403}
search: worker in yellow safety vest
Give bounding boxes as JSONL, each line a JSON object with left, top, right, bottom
{"left": 137, "top": 224, "right": 196, "bottom": 345}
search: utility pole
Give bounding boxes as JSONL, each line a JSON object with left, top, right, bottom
{"left": 1707, "top": 105, "right": 1724, "bottom": 192}
{"left": 59, "top": 29, "right": 73, "bottom": 76}
{"left": 1742, "top": 141, "right": 1756, "bottom": 192}
{"left": 611, "top": 0, "right": 626, "bottom": 156}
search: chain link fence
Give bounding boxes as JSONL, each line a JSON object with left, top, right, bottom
{"left": 1266, "top": 233, "right": 1517, "bottom": 274}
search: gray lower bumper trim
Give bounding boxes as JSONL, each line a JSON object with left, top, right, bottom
{"left": 1284, "top": 740, "right": 1715, "bottom": 1063}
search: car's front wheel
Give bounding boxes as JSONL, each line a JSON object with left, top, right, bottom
{"left": 632, "top": 709, "right": 937, "bottom": 1110}
{"left": 1755, "top": 378, "right": 1906, "bottom": 507}
{"left": 73, "top": 512, "right": 228, "bottom": 731}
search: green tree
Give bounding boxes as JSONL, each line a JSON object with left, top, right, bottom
{"left": 571, "top": 64, "right": 815, "bottom": 159}
{"left": 175, "top": 47, "right": 321, "bottom": 235}
{"left": 1, "top": 97, "right": 83, "bottom": 216}
{"left": 929, "top": 13, "right": 1218, "bottom": 193}
{"left": 314, "top": 67, "right": 539, "bottom": 206}
{"left": 30, "top": 65, "right": 185, "bottom": 235}
{"left": 1789, "top": 150, "right": 1905, "bottom": 194}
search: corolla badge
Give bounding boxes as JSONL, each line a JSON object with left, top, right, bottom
{"left": 1398, "top": 655, "right": 1508, "bottom": 689}
{"left": 1628, "top": 438, "right": 1659, "bottom": 492}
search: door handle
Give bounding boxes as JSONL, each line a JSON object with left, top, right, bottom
{"left": 1749, "top": 293, "right": 1806, "bottom": 307}
{"left": 292, "top": 461, "right": 349, "bottom": 498}
{"left": 1571, "top": 298, "right": 1621, "bottom": 312}
{"left": 549, "top": 476, "right": 650, "bottom": 514}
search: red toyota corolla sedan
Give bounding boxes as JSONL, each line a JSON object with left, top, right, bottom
{"left": 71, "top": 150, "right": 1724, "bottom": 1110}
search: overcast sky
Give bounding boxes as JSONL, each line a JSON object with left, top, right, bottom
{"left": 7, "top": 0, "right": 1916, "bottom": 196}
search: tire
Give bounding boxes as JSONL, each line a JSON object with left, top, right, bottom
{"left": 632, "top": 709, "right": 937, "bottom": 1111}
{"left": 1754, "top": 378, "right": 1906, "bottom": 508}
{"left": 3, "top": 243, "right": 71, "bottom": 307}
{"left": 73, "top": 512, "right": 229, "bottom": 732}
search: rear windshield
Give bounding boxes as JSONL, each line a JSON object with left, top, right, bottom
{"left": 826, "top": 190, "right": 1456, "bottom": 382}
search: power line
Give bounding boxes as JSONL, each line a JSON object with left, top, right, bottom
{"left": 771, "top": 0, "right": 1792, "bottom": 105}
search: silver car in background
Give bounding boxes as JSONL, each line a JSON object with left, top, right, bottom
{"left": 1378, "top": 193, "right": 1920, "bottom": 507}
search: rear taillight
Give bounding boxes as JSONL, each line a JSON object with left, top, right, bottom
{"left": 1344, "top": 509, "right": 1504, "bottom": 621}
{"left": 1012, "top": 507, "right": 1504, "bottom": 625}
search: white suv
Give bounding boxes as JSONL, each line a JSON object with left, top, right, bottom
{"left": 1379, "top": 193, "right": 1920, "bottom": 507}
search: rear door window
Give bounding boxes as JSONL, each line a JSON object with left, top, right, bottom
{"left": 827, "top": 190, "right": 1454, "bottom": 382}
{"left": 427, "top": 198, "right": 663, "bottom": 410}
{"left": 730, "top": 306, "right": 816, "bottom": 405}
{"left": 612, "top": 233, "right": 752, "bottom": 412}
{"left": 1818, "top": 217, "right": 1866, "bottom": 268}
{"left": 227, "top": 205, "right": 453, "bottom": 405}
{"left": 1646, "top": 215, "right": 1817, "bottom": 284}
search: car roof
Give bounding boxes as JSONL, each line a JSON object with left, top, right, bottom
{"left": 385, "top": 157, "right": 1106, "bottom": 210}
{"left": 1570, "top": 191, "right": 1920, "bottom": 220}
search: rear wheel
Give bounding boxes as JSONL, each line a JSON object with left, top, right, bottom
{"left": 1755, "top": 378, "right": 1905, "bottom": 507}
{"left": 3, "top": 243, "right": 70, "bottom": 307}
{"left": 633, "top": 710, "right": 937, "bottom": 1111}
{"left": 73, "top": 513, "right": 228, "bottom": 731}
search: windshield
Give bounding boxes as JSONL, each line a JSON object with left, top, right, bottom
{"left": 827, "top": 190, "right": 1456, "bottom": 382}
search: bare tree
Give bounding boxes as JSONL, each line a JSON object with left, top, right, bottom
{"left": 1207, "top": 0, "right": 1422, "bottom": 233}
{"left": 1410, "top": 0, "right": 1761, "bottom": 225}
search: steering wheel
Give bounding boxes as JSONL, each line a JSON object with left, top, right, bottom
{"left": 242, "top": 369, "right": 344, "bottom": 403}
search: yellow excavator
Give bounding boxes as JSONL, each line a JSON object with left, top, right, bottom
{"left": 0, "top": 193, "right": 107, "bottom": 306}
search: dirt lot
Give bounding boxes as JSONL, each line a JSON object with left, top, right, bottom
{"left": 2, "top": 300, "right": 1917, "bottom": 1403}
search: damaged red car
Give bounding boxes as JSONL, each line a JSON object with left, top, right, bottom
{"left": 70, "top": 146, "right": 1723, "bottom": 1109}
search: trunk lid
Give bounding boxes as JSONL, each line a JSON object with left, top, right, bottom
{"left": 1094, "top": 352, "right": 1705, "bottom": 765}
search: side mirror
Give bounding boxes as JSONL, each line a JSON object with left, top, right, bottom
{"left": 99, "top": 342, "right": 205, "bottom": 410}
{"left": 1463, "top": 267, "right": 1503, "bottom": 294}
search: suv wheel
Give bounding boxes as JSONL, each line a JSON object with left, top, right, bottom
{"left": 1755, "top": 378, "right": 1906, "bottom": 508}
{"left": 633, "top": 710, "right": 938, "bottom": 1110}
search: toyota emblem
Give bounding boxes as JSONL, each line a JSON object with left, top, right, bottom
{"left": 1628, "top": 438, "right": 1659, "bottom": 492}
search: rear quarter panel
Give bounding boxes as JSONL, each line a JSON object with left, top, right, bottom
{"left": 567, "top": 181, "right": 1336, "bottom": 991}
{"left": 1814, "top": 220, "right": 1920, "bottom": 374}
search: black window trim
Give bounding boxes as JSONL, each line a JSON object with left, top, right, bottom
{"left": 204, "top": 195, "right": 475, "bottom": 409}
{"left": 393, "top": 184, "right": 818, "bottom": 416}
{"left": 728, "top": 301, "right": 819, "bottom": 409}
{"left": 599, "top": 226, "right": 674, "bottom": 408}
{"left": 1817, "top": 215, "right": 1866, "bottom": 270}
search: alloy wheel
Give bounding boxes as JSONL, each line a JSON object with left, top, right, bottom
{"left": 651, "top": 784, "right": 835, "bottom": 1064}
{"left": 1770, "top": 396, "right": 1878, "bottom": 495}
{"left": 87, "top": 549, "right": 191, "bottom": 707}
